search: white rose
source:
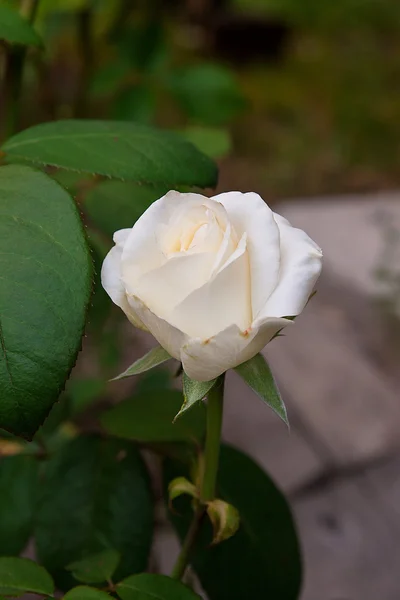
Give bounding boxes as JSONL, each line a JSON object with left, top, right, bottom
{"left": 101, "top": 191, "right": 322, "bottom": 381}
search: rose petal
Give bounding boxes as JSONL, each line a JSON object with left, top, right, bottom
{"left": 170, "top": 233, "right": 251, "bottom": 339}
{"left": 181, "top": 317, "right": 292, "bottom": 381}
{"left": 131, "top": 251, "right": 214, "bottom": 321}
{"left": 127, "top": 295, "right": 187, "bottom": 360}
{"left": 101, "top": 243, "right": 147, "bottom": 330}
{"left": 213, "top": 192, "right": 281, "bottom": 318}
{"left": 113, "top": 228, "right": 131, "bottom": 246}
{"left": 211, "top": 221, "right": 239, "bottom": 276}
{"left": 260, "top": 213, "right": 322, "bottom": 318}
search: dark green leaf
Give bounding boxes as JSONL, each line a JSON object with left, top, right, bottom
{"left": 177, "top": 373, "right": 218, "bottom": 420}
{"left": 164, "top": 445, "right": 302, "bottom": 600}
{"left": 112, "top": 346, "right": 172, "bottom": 381}
{"left": 0, "top": 4, "right": 41, "bottom": 46}
{"left": 168, "top": 64, "right": 246, "bottom": 126}
{"left": 101, "top": 389, "right": 205, "bottom": 444}
{"left": 67, "top": 549, "right": 120, "bottom": 584}
{"left": 180, "top": 127, "right": 232, "bottom": 159}
{"left": 84, "top": 181, "right": 168, "bottom": 239}
{"left": 117, "top": 574, "right": 201, "bottom": 600}
{"left": 0, "top": 557, "right": 54, "bottom": 597}
{"left": 0, "top": 455, "right": 39, "bottom": 556}
{"left": 35, "top": 435, "right": 153, "bottom": 590}
{"left": 64, "top": 586, "right": 112, "bottom": 600}
{"left": 235, "top": 353, "right": 288, "bottom": 425}
{"left": 0, "top": 165, "right": 92, "bottom": 438}
{"left": 2, "top": 121, "right": 218, "bottom": 188}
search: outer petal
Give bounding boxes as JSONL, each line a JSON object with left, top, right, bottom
{"left": 101, "top": 236, "right": 146, "bottom": 330}
{"left": 181, "top": 317, "right": 292, "bottom": 381}
{"left": 170, "top": 233, "right": 251, "bottom": 339}
{"left": 213, "top": 191, "right": 280, "bottom": 318}
{"left": 260, "top": 213, "right": 323, "bottom": 319}
{"left": 127, "top": 295, "right": 186, "bottom": 360}
{"left": 113, "top": 228, "right": 131, "bottom": 245}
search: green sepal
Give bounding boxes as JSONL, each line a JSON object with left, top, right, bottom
{"left": 234, "top": 353, "right": 288, "bottom": 426}
{"left": 175, "top": 373, "right": 219, "bottom": 421}
{"left": 111, "top": 346, "right": 172, "bottom": 381}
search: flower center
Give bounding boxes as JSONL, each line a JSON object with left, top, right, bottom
{"left": 164, "top": 206, "right": 224, "bottom": 258}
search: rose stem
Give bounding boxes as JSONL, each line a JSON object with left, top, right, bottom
{"left": 200, "top": 374, "right": 225, "bottom": 502}
{"left": 170, "top": 506, "right": 205, "bottom": 581}
{"left": 171, "top": 375, "right": 225, "bottom": 580}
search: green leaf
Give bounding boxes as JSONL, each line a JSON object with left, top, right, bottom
{"left": 2, "top": 120, "right": 218, "bottom": 188}
{"left": 66, "top": 549, "right": 120, "bottom": 584}
{"left": 164, "top": 445, "right": 302, "bottom": 600}
{"left": 112, "top": 346, "right": 172, "bottom": 381}
{"left": 84, "top": 181, "right": 168, "bottom": 239}
{"left": 101, "top": 389, "right": 205, "bottom": 444}
{"left": 35, "top": 435, "right": 153, "bottom": 590}
{"left": 0, "top": 557, "right": 54, "bottom": 597}
{"left": 234, "top": 353, "right": 288, "bottom": 425}
{"left": 117, "top": 574, "right": 201, "bottom": 600}
{"left": 0, "top": 165, "right": 92, "bottom": 438}
{"left": 64, "top": 586, "right": 112, "bottom": 600}
{"left": 168, "top": 64, "right": 246, "bottom": 126}
{"left": 180, "top": 127, "right": 232, "bottom": 159}
{"left": 0, "top": 455, "right": 39, "bottom": 556}
{"left": 0, "top": 4, "right": 41, "bottom": 46}
{"left": 177, "top": 373, "right": 218, "bottom": 420}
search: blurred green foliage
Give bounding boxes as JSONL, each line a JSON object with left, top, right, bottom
{"left": 3, "top": 0, "right": 399, "bottom": 197}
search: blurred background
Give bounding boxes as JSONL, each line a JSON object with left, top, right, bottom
{"left": 2, "top": 0, "right": 400, "bottom": 598}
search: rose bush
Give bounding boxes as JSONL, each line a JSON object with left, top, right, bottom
{"left": 101, "top": 191, "right": 322, "bottom": 381}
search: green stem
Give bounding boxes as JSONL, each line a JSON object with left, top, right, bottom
{"left": 170, "top": 375, "right": 225, "bottom": 580}
{"left": 200, "top": 375, "right": 224, "bottom": 502}
{"left": 170, "top": 506, "right": 205, "bottom": 580}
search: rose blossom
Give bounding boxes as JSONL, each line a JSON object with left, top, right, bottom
{"left": 101, "top": 191, "right": 322, "bottom": 381}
